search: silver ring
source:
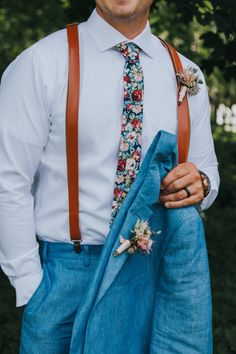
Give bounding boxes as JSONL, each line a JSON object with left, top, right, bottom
{"left": 184, "top": 186, "right": 191, "bottom": 198}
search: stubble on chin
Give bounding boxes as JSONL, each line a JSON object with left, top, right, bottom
{"left": 96, "top": 0, "right": 151, "bottom": 25}
{"left": 98, "top": 0, "right": 141, "bottom": 19}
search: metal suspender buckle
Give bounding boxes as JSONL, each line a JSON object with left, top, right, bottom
{"left": 73, "top": 240, "right": 82, "bottom": 253}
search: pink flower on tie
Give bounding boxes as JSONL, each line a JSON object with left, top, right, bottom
{"left": 117, "top": 176, "right": 125, "bottom": 184}
{"left": 117, "top": 159, "right": 126, "bottom": 171}
{"left": 128, "top": 170, "right": 135, "bottom": 178}
{"left": 137, "top": 133, "right": 142, "bottom": 145}
{"left": 126, "top": 158, "right": 136, "bottom": 170}
{"left": 132, "top": 105, "right": 142, "bottom": 114}
{"left": 134, "top": 72, "right": 143, "bottom": 81}
{"left": 127, "top": 132, "right": 136, "bottom": 141}
{"left": 114, "top": 188, "right": 123, "bottom": 198}
{"left": 122, "top": 115, "right": 127, "bottom": 125}
{"left": 132, "top": 150, "right": 140, "bottom": 160}
{"left": 122, "top": 48, "right": 129, "bottom": 57}
{"left": 132, "top": 90, "right": 142, "bottom": 101}
{"left": 131, "top": 118, "right": 141, "bottom": 128}
{"left": 120, "top": 139, "right": 129, "bottom": 151}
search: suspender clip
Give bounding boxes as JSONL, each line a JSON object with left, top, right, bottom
{"left": 73, "top": 240, "right": 82, "bottom": 253}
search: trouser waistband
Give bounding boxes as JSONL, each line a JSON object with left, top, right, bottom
{"left": 38, "top": 239, "right": 104, "bottom": 261}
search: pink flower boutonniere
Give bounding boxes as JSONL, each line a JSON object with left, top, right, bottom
{"left": 176, "top": 66, "right": 203, "bottom": 104}
{"left": 113, "top": 219, "right": 161, "bottom": 257}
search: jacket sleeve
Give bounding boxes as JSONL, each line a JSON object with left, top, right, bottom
{"left": 0, "top": 47, "right": 50, "bottom": 307}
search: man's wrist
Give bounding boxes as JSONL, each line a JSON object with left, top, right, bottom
{"left": 198, "top": 170, "right": 211, "bottom": 198}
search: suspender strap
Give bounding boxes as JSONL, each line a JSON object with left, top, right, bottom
{"left": 158, "top": 38, "right": 191, "bottom": 163}
{"left": 66, "top": 23, "right": 81, "bottom": 252}
{"left": 65, "top": 24, "right": 191, "bottom": 246}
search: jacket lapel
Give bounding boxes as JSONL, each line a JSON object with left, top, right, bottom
{"left": 91, "top": 130, "right": 178, "bottom": 310}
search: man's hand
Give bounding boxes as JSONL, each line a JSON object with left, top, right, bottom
{"left": 158, "top": 162, "right": 204, "bottom": 208}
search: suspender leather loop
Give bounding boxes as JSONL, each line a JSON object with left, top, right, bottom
{"left": 66, "top": 23, "right": 81, "bottom": 251}
{"left": 65, "top": 24, "right": 191, "bottom": 245}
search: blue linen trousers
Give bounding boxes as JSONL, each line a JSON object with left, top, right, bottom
{"left": 19, "top": 130, "right": 212, "bottom": 354}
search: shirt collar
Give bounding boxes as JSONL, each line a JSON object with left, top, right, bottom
{"left": 86, "top": 8, "right": 156, "bottom": 59}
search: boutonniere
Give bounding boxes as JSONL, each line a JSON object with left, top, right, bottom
{"left": 113, "top": 219, "right": 161, "bottom": 257}
{"left": 176, "top": 66, "right": 203, "bottom": 104}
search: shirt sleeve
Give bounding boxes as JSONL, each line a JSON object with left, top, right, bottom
{"left": 187, "top": 67, "right": 220, "bottom": 211}
{"left": 0, "top": 47, "right": 50, "bottom": 307}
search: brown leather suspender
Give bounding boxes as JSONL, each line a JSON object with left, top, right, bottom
{"left": 66, "top": 23, "right": 81, "bottom": 252}
{"left": 66, "top": 24, "right": 191, "bottom": 250}
{"left": 158, "top": 38, "right": 191, "bottom": 163}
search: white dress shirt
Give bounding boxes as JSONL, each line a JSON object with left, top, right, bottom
{"left": 0, "top": 8, "right": 220, "bottom": 307}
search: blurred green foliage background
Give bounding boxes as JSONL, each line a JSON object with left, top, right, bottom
{"left": 0, "top": 0, "right": 235, "bottom": 353}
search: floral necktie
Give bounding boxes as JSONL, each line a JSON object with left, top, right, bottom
{"left": 110, "top": 41, "right": 144, "bottom": 226}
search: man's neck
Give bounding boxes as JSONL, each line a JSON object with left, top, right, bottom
{"left": 96, "top": 6, "right": 148, "bottom": 39}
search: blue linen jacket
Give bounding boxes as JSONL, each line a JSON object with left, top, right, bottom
{"left": 69, "top": 130, "right": 212, "bottom": 354}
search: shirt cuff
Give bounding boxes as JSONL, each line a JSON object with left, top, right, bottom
{"left": 11, "top": 270, "right": 44, "bottom": 307}
{"left": 196, "top": 173, "right": 219, "bottom": 212}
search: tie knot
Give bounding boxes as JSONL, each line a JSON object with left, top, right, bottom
{"left": 115, "top": 42, "right": 141, "bottom": 62}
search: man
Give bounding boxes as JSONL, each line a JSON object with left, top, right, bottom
{"left": 0, "top": 0, "right": 219, "bottom": 352}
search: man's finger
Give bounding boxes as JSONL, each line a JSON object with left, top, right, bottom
{"left": 163, "top": 174, "right": 197, "bottom": 194}
{"left": 164, "top": 194, "right": 203, "bottom": 208}
{"left": 161, "top": 164, "right": 189, "bottom": 189}
{"left": 159, "top": 188, "right": 190, "bottom": 202}
{"left": 159, "top": 180, "right": 204, "bottom": 202}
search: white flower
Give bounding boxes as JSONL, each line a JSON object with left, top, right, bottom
{"left": 120, "top": 139, "right": 129, "bottom": 151}
{"left": 126, "top": 158, "right": 136, "bottom": 171}
{"left": 122, "top": 114, "right": 127, "bottom": 125}
{"left": 117, "top": 175, "right": 125, "bottom": 184}
{"left": 134, "top": 72, "right": 143, "bottom": 81}
{"left": 137, "top": 133, "right": 142, "bottom": 145}
{"left": 134, "top": 219, "right": 152, "bottom": 238}
{"left": 127, "top": 131, "right": 136, "bottom": 141}
{"left": 132, "top": 105, "right": 142, "bottom": 114}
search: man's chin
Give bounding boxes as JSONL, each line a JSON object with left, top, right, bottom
{"left": 111, "top": 7, "right": 138, "bottom": 20}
